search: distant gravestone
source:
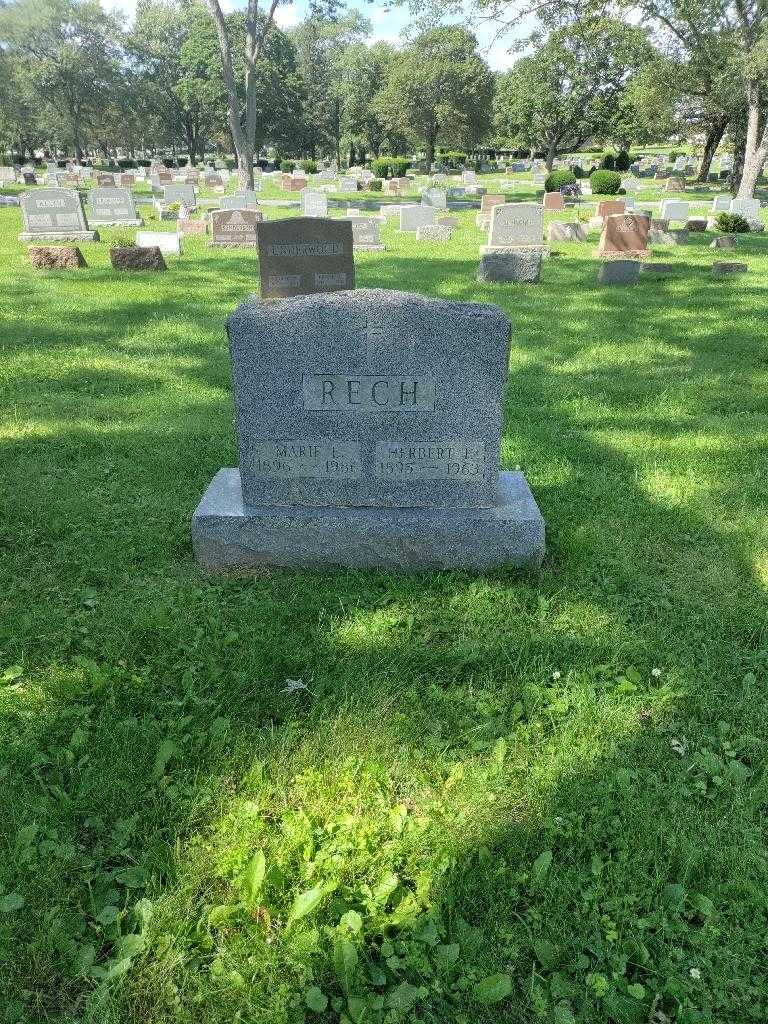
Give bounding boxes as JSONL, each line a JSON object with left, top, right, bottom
{"left": 666, "top": 177, "right": 686, "bottom": 191}
{"left": 596, "top": 200, "right": 625, "bottom": 218}
{"left": 339, "top": 176, "right": 358, "bottom": 193}
{"left": 416, "top": 224, "right": 453, "bottom": 242}
{"left": 477, "top": 250, "right": 542, "bottom": 283}
{"left": 191, "top": 289, "right": 545, "bottom": 570}
{"left": 163, "top": 183, "right": 197, "bottom": 210}
{"left": 210, "top": 208, "right": 262, "bottom": 247}
{"left": 22, "top": 172, "right": 37, "bottom": 185}
{"left": 548, "top": 222, "right": 586, "bottom": 242}
{"left": 660, "top": 199, "right": 689, "bottom": 222}
{"left": 19, "top": 188, "right": 97, "bottom": 242}
{"left": 711, "top": 196, "right": 731, "bottom": 213}
{"left": 87, "top": 186, "right": 142, "bottom": 226}
{"left": 301, "top": 189, "right": 328, "bottom": 218}
{"left": 399, "top": 205, "right": 437, "bottom": 231}
{"left": 135, "top": 230, "right": 181, "bottom": 255}
{"left": 96, "top": 173, "right": 115, "bottom": 186}
{"left": 256, "top": 216, "right": 354, "bottom": 299}
{"left": 0, "top": 166, "right": 16, "bottom": 183}
{"left": 220, "top": 191, "right": 260, "bottom": 210}
{"left": 119, "top": 173, "right": 135, "bottom": 187}
{"left": 348, "top": 216, "right": 385, "bottom": 251}
{"left": 597, "top": 260, "right": 640, "bottom": 285}
{"left": 421, "top": 187, "right": 447, "bottom": 209}
{"left": 729, "top": 197, "right": 760, "bottom": 220}
{"left": 481, "top": 202, "right": 545, "bottom": 255}
{"left": 543, "top": 192, "right": 565, "bottom": 211}
{"left": 597, "top": 213, "right": 650, "bottom": 258}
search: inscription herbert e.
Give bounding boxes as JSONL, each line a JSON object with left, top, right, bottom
{"left": 303, "top": 374, "right": 436, "bottom": 411}
{"left": 248, "top": 439, "right": 487, "bottom": 481}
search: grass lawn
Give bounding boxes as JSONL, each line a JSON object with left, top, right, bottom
{"left": 1, "top": 173, "right": 767, "bottom": 1024}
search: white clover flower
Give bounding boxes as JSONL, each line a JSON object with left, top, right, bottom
{"left": 552, "top": 670, "right": 562, "bottom": 680}
{"left": 689, "top": 968, "right": 701, "bottom": 980}
{"left": 651, "top": 668, "right": 662, "bottom": 678}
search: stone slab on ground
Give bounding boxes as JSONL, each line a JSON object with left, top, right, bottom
{"left": 191, "top": 468, "right": 545, "bottom": 571}
{"left": 710, "top": 235, "right": 736, "bottom": 248}
{"left": 19, "top": 230, "right": 98, "bottom": 242}
{"left": 28, "top": 246, "right": 86, "bottom": 269}
{"left": 477, "top": 250, "right": 542, "bottom": 283}
{"left": 597, "top": 260, "right": 640, "bottom": 285}
{"left": 712, "top": 261, "right": 747, "bottom": 276}
{"left": 640, "top": 262, "right": 675, "bottom": 276}
{"left": 110, "top": 246, "right": 167, "bottom": 271}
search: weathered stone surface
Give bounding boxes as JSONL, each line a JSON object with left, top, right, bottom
{"left": 109, "top": 246, "right": 167, "bottom": 271}
{"left": 399, "top": 205, "right": 437, "bottom": 231}
{"left": 136, "top": 230, "right": 181, "bottom": 255}
{"left": 543, "top": 192, "right": 565, "bottom": 211}
{"left": 19, "top": 187, "right": 97, "bottom": 242}
{"left": 659, "top": 200, "right": 689, "bottom": 222}
{"left": 348, "top": 216, "right": 385, "bottom": 250}
{"left": 28, "top": 246, "right": 86, "bottom": 269}
{"left": 650, "top": 228, "right": 688, "bottom": 245}
{"left": 547, "top": 221, "right": 586, "bottom": 242}
{"left": 485, "top": 202, "right": 543, "bottom": 250}
{"left": 665, "top": 176, "right": 686, "bottom": 191}
{"left": 597, "top": 213, "right": 650, "bottom": 258}
{"left": 437, "top": 215, "right": 459, "bottom": 228}
{"left": 191, "top": 468, "right": 545, "bottom": 571}
{"left": 597, "top": 260, "right": 640, "bottom": 285}
{"left": 178, "top": 218, "right": 208, "bottom": 236}
{"left": 477, "top": 250, "right": 542, "bottom": 283}
{"left": 596, "top": 200, "right": 625, "bottom": 218}
{"left": 640, "top": 262, "right": 674, "bottom": 275}
{"left": 210, "top": 208, "right": 261, "bottom": 247}
{"left": 685, "top": 217, "right": 708, "bottom": 232}
{"left": 710, "top": 234, "right": 736, "bottom": 248}
{"left": 220, "top": 191, "right": 261, "bottom": 210}
{"left": 87, "top": 186, "right": 141, "bottom": 225}
{"left": 257, "top": 217, "right": 354, "bottom": 298}
{"left": 416, "top": 224, "right": 453, "bottom": 242}
{"left": 226, "top": 289, "right": 511, "bottom": 510}
{"left": 711, "top": 261, "right": 747, "bottom": 276}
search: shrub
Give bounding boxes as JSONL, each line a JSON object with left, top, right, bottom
{"left": 545, "top": 169, "right": 577, "bottom": 193}
{"left": 368, "top": 178, "right": 383, "bottom": 192}
{"left": 280, "top": 160, "right": 296, "bottom": 173}
{"left": 224, "top": 157, "right": 236, "bottom": 170}
{"left": 715, "top": 212, "right": 751, "bottom": 233}
{"left": 117, "top": 159, "right": 137, "bottom": 169}
{"left": 590, "top": 169, "right": 622, "bottom": 195}
{"left": 600, "top": 153, "right": 616, "bottom": 170}
{"left": 615, "top": 150, "right": 631, "bottom": 172}
{"left": 391, "top": 157, "right": 411, "bottom": 177}
{"left": 372, "top": 156, "right": 412, "bottom": 179}
{"left": 572, "top": 165, "right": 585, "bottom": 178}
{"left": 299, "top": 159, "right": 318, "bottom": 174}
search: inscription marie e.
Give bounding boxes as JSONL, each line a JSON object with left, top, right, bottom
{"left": 303, "top": 374, "right": 436, "bottom": 412}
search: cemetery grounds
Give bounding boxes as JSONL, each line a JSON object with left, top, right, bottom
{"left": 1, "top": 170, "right": 767, "bottom": 1024}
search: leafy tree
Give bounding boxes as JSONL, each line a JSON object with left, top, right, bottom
{"left": 0, "top": 0, "right": 124, "bottom": 161}
{"left": 0, "top": 50, "right": 41, "bottom": 161}
{"left": 377, "top": 26, "right": 493, "bottom": 169}
{"left": 493, "top": 18, "right": 652, "bottom": 169}
{"left": 337, "top": 41, "right": 396, "bottom": 159}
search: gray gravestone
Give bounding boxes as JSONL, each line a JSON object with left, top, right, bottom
{"left": 162, "top": 183, "right": 197, "bottom": 210}
{"left": 220, "top": 191, "right": 260, "bottom": 210}
{"left": 348, "top": 217, "right": 384, "bottom": 250}
{"left": 477, "top": 250, "right": 542, "bottom": 283}
{"left": 421, "top": 187, "right": 447, "bottom": 209}
{"left": 416, "top": 224, "right": 453, "bottom": 242}
{"left": 399, "top": 205, "right": 437, "bottom": 231}
{"left": 191, "top": 289, "right": 545, "bottom": 570}
{"left": 547, "top": 222, "right": 586, "bottom": 242}
{"left": 257, "top": 217, "right": 354, "bottom": 299}
{"left": 210, "top": 208, "right": 261, "bottom": 247}
{"left": 87, "top": 186, "right": 141, "bottom": 225}
{"left": 19, "top": 188, "right": 97, "bottom": 242}
{"left": 481, "top": 203, "right": 545, "bottom": 254}
{"left": 301, "top": 189, "right": 328, "bottom": 217}
{"left": 597, "top": 260, "right": 640, "bottom": 285}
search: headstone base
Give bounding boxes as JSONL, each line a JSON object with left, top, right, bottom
{"left": 19, "top": 231, "right": 98, "bottom": 242}
{"left": 479, "top": 244, "right": 549, "bottom": 258}
{"left": 89, "top": 218, "right": 142, "bottom": 227}
{"left": 478, "top": 251, "right": 543, "bottom": 283}
{"left": 192, "top": 468, "right": 545, "bottom": 572}
{"left": 353, "top": 243, "right": 386, "bottom": 251}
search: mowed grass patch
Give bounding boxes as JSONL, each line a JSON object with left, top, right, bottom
{"left": 0, "top": 180, "right": 767, "bottom": 1024}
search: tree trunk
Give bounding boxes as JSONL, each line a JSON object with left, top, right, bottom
{"left": 697, "top": 117, "right": 727, "bottom": 182}
{"left": 737, "top": 80, "right": 768, "bottom": 198}
{"left": 425, "top": 131, "right": 436, "bottom": 171}
{"left": 545, "top": 138, "right": 558, "bottom": 172}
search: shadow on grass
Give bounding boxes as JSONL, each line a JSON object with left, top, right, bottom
{"left": 1, "top": 251, "right": 767, "bottom": 1021}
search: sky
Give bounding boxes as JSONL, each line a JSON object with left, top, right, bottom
{"left": 100, "top": 0, "right": 526, "bottom": 71}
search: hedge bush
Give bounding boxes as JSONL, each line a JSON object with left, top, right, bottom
{"left": 715, "top": 212, "right": 751, "bottom": 233}
{"left": 299, "top": 159, "right": 318, "bottom": 174}
{"left": 615, "top": 150, "right": 631, "bottom": 172}
{"left": 590, "top": 169, "right": 622, "bottom": 195}
{"left": 371, "top": 156, "right": 411, "bottom": 179}
{"left": 280, "top": 160, "right": 296, "bottom": 173}
{"left": 545, "top": 169, "right": 577, "bottom": 192}
{"left": 368, "top": 178, "right": 383, "bottom": 192}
